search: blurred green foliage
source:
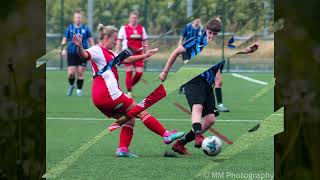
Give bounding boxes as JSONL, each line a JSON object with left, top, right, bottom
{"left": 46, "top": 0, "right": 274, "bottom": 34}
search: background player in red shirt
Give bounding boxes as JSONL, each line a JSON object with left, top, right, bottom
{"left": 116, "top": 10, "right": 148, "bottom": 97}
{"left": 73, "top": 24, "right": 184, "bottom": 157}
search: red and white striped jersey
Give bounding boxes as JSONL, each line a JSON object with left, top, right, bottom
{"left": 118, "top": 24, "right": 147, "bottom": 50}
{"left": 85, "top": 45, "right": 122, "bottom": 100}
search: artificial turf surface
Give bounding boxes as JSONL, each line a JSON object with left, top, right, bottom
{"left": 46, "top": 70, "right": 275, "bottom": 179}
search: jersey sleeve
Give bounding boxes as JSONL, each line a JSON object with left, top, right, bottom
{"left": 64, "top": 25, "right": 70, "bottom": 39}
{"left": 181, "top": 37, "right": 197, "bottom": 58}
{"left": 118, "top": 26, "right": 126, "bottom": 40}
{"left": 142, "top": 27, "right": 148, "bottom": 40}
{"left": 86, "top": 26, "right": 93, "bottom": 38}
{"left": 180, "top": 25, "right": 187, "bottom": 37}
{"left": 85, "top": 46, "right": 101, "bottom": 61}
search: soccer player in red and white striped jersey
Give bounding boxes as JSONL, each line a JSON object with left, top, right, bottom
{"left": 72, "top": 24, "right": 184, "bottom": 157}
{"left": 116, "top": 10, "right": 148, "bottom": 97}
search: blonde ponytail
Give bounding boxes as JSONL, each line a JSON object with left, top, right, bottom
{"left": 96, "top": 23, "right": 118, "bottom": 41}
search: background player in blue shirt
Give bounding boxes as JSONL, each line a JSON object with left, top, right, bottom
{"left": 178, "top": 18, "right": 204, "bottom": 46}
{"left": 159, "top": 17, "right": 259, "bottom": 154}
{"left": 61, "top": 10, "right": 94, "bottom": 96}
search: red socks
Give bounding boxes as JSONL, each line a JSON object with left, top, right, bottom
{"left": 126, "top": 71, "right": 143, "bottom": 91}
{"left": 119, "top": 124, "right": 134, "bottom": 148}
{"left": 132, "top": 72, "right": 143, "bottom": 86}
{"left": 125, "top": 71, "right": 133, "bottom": 91}
{"left": 141, "top": 114, "right": 166, "bottom": 136}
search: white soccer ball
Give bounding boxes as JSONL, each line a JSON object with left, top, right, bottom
{"left": 201, "top": 136, "right": 222, "bottom": 156}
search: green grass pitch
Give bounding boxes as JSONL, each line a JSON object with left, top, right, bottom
{"left": 46, "top": 70, "right": 274, "bottom": 179}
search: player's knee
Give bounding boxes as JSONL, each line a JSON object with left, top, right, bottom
{"left": 125, "top": 118, "right": 136, "bottom": 126}
{"left": 78, "top": 72, "right": 84, "bottom": 79}
{"left": 69, "top": 73, "right": 75, "bottom": 79}
{"left": 215, "top": 81, "right": 222, "bottom": 88}
{"left": 135, "top": 67, "right": 144, "bottom": 73}
{"left": 125, "top": 66, "right": 134, "bottom": 72}
{"left": 205, "top": 114, "right": 216, "bottom": 125}
{"left": 137, "top": 110, "right": 148, "bottom": 118}
{"left": 192, "top": 104, "right": 203, "bottom": 112}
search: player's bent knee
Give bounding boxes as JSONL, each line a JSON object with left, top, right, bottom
{"left": 68, "top": 74, "right": 76, "bottom": 79}
{"left": 137, "top": 110, "right": 148, "bottom": 118}
{"left": 135, "top": 67, "right": 144, "bottom": 73}
{"left": 125, "top": 66, "right": 134, "bottom": 72}
{"left": 124, "top": 118, "right": 136, "bottom": 126}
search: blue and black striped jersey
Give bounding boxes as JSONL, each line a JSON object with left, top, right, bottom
{"left": 181, "top": 31, "right": 207, "bottom": 60}
{"left": 181, "top": 23, "right": 205, "bottom": 42}
{"left": 64, "top": 24, "right": 92, "bottom": 55}
{"left": 200, "top": 60, "right": 225, "bottom": 86}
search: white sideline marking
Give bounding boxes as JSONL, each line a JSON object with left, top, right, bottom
{"left": 47, "top": 117, "right": 260, "bottom": 122}
{"left": 43, "top": 130, "right": 107, "bottom": 179}
{"left": 231, "top": 73, "right": 268, "bottom": 85}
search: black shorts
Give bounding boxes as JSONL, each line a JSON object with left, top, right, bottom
{"left": 67, "top": 53, "right": 87, "bottom": 67}
{"left": 183, "top": 76, "right": 219, "bottom": 117}
{"left": 181, "top": 52, "right": 190, "bottom": 60}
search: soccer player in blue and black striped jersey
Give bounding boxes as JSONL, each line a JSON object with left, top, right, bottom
{"left": 179, "top": 18, "right": 230, "bottom": 112}
{"left": 178, "top": 18, "right": 204, "bottom": 46}
{"left": 61, "top": 10, "right": 94, "bottom": 96}
{"left": 159, "top": 17, "right": 259, "bottom": 155}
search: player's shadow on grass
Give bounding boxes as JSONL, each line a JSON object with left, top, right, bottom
{"left": 211, "top": 158, "right": 228, "bottom": 163}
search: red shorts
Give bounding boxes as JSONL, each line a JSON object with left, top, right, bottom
{"left": 91, "top": 78, "right": 134, "bottom": 118}
{"left": 124, "top": 52, "right": 144, "bottom": 68}
{"left": 93, "top": 93, "right": 134, "bottom": 118}
{"left": 124, "top": 59, "right": 144, "bottom": 68}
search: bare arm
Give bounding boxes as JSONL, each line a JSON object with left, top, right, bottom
{"left": 142, "top": 40, "right": 149, "bottom": 54}
{"left": 72, "top": 34, "right": 89, "bottom": 60}
{"left": 88, "top": 37, "right": 95, "bottom": 46}
{"left": 158, "top": 45, "right": 186, "bottom": 81}
{"left": 236, "top": 43, "right": 259, "bottom": 54}
{"left": 61, "top": 37, "right": 67, "bottom": 46}
{"left": 116, "top": 39, "right": 123, "bottom": 54}
{"left": 122, "top": 48, "right": 159, "bottom": 64}
{"left": 61, "top": 37, "right": 68, "bottom": 56}
{"left": 163, "top": 45, "right": 186, "bottom": 73}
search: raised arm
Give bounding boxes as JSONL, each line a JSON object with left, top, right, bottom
{"left": 122, "top": 48, "right": 159, "bottom": 64}
{"left": 158, "top": 45, "right": 186, "bottom": 81}
{"left": 236, "top": 43, "right": 259, "bottom": 54}
{"left": 72, "top": 34, "right": 89, "bottom": 60}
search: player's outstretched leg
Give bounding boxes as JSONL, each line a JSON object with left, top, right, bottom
{"left": 172, "top": 113, "right": 216, "bottom": 154}
{"left": 140, "top": 112, "right": 185, "bottom": 144}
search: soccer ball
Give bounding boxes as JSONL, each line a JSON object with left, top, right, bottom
{"left": 201, "top": 136, "right": 222, "bottom": 156}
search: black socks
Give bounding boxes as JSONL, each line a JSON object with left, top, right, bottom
{"left": 77, "top": 79, "right": 84, "bottom": 89}
{"left": 179, "top": 130, "right": 195, "bottom": 145}
{"left": 215, "top": 88, "right": 222, "bottom": 104}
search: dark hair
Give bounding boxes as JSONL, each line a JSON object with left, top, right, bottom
{"left": 74, "top": 9, "right": 83, "bottom": 15}
{"left": 206, "top": 18, "right": 222, "bottom": 32}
